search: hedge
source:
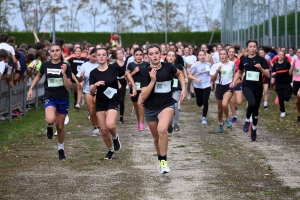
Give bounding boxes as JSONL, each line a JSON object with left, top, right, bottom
{"left": 5, "top": 31, "right": 221, "bottom": 47}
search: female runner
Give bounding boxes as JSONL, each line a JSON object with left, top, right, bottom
{"left": 139, "top": 44, "right": 186, "bottom": 174}
{"left": 89, "top": 48, "right": 137, "bottom": 159}
{"left": 28, "top": 43, "right": 72, "bottom": 160}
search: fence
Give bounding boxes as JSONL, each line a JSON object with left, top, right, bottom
{"left": 220, "top": 0, "right": 299, "bottom": 48}
{"left": 0, "top": 75, "right": 45, "bottom": 122}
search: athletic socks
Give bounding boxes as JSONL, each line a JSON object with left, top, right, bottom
{"left": 252, "top": 125, "right": 257, "bottom": 130}
{"left": 58, "top": 143, "right": 64, "bottom": 150}
{"left": 112, "top": 134, "right": 118, "bottom": 140}
{"left": 108, "top": 147, "right": 115, "bottom": 152}
{"left": 264, "top": 102, "right": 268, "bottom": 106}
{"left": 158, "top": 155, "right": 167, "bottom": 161}
{"left": 245, "top": 118, "right": 250, "bottom": 122}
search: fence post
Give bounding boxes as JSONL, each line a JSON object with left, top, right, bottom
{"left": 8, "top": 87, "right": 12, "bottom": 123}
{"left": 23, "top": 82, "right": 27, "bottom": 116}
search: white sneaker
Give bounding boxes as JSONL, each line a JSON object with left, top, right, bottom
{"left": 87, "top": 113, "right": 90, "bottom": 120}
{"left": 280, "top": 112, "right": 286, "bottom": 117}
{"left": 92, "top": 128, "right": 100, "bottom": 136}
{"left": 75, "top": 103, "right": 80, "bottom": 109}
{"left": 158, "top": 160, "right": 171, "bottom": 174}
{"left": 178, "top": 104, "right": 181, "bottom": 111}
{"left": 81, "top": 95, "right": 85, "bottom": 105}
{"left": 187, "top": 93, "right": 191, "bottom": 100}
{"left": 64, "top": 114, "right": 69, "bottom": 125}
{"left": 54, "top": 131, "right": 57, "bottom": 136}
{"left": 131, "top": 107, "right": 136, "bottom": 117}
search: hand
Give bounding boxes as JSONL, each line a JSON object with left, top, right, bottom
{"left": 80, "top": 71, "right": 85, "bottom": 77}
{"left": 179, "top": 89, "right": 186, "bottom": 103}
{"left": 149, "top": 68, "right": 156, "bottom": 82}
{"left": 217, "top": 65, "right": 222, "bottom": 72}
{"left": 134, "top": 67, "right": 140, "bottom": 73}
{"left": 229, "top": 83, "right": 235, "bottom": 88}
{"left": 118, "top": 81, "right": 122, "bottom": 89}
{"left": 184, "top": 78, "right": 188, "bottom": 84}
{"left": 130, "top": 87, "right": 137, "bottom": 97}
{"left": 254, "top": 63, "right": 262, "bottom": 70}
{"left": 27, "top": 89, "right": 33, "bottom": 100}
{"left": 95, "top": 81, "right": 105, "bottom": 86}
{"left": 195, "top": 78, "right": 201, "bottom": 82}
{"left": 61, "top": 63, "right": 67, "bottom": 74}
{"left": 271, "top": 72, "right": 276, "bottom": 77}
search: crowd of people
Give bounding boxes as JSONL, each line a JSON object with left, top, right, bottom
{"left": 1, "top": 31, "right": 300, "bottom": 175}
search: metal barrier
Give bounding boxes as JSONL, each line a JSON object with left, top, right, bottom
{"left": 0, "top": 75, "right": 45, "bottom": 122}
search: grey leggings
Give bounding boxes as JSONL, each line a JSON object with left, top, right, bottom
{"left": 172, "top": 90, "right": 181, "bottom": 124}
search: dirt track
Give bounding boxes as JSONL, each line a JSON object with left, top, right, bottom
{"left": 1, "top": 93, "right": 300, "bottom": 200}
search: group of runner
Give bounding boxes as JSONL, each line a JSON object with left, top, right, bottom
{"left": 2, "top": 32, "right": 300, "bottom": 174}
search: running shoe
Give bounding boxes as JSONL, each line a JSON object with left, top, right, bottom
{"left": 159, "top": 160, "right": 171, "bottom": 174}
{"left": 119, "top": 118, "right": 125, "bottom": 124}
{"left": 201, "top": 117, "right": 207, "bottom": 124}
{"left": 250, "top": 126, "right": 257, "bottom": 141}
{"left": 81, "top": 96, "right": 85, "bottom": 105}
{"left": 264, "top": 106, "right": 268, "bottom": 110}
{"left": 113, "top": 135, "right": 121, "bottom": 151}
{"left": 243, "top": 121, "right": 251, "bottom": 133}
{"left": 64, "top": 114, "right": 69, "bottom": 125}
{"left": 280, "top": 112, "right": 286, "bottom": 117}
{"left": 46, "top": 125, "right": 53, "bottom": 139}
{"left": 178, "top": 104, "right": 181, "bottom": 111}
{"left": 104, "top": 151, "right": 114, "bottom": 160}
{"left": 75, "top": 103, "right": 80, "bottom": 109}
{"left": 92, "top": 128, "right": 100, "bottom": 136}
{"left": 225, "top": 119, "right": 232, "bottom": 128}
{"left": 231, "top": 117, "right": 237, "bottom": 123}
{"left": 187, "top": 93, "right": 191, "bottom": 99}
{"left": 218, "top": 123, "right": 224, "bottom": 133}
{"left": 0, "top": 115, "right": 6, "bottom": 120}
{"left": 191, "top": 93, "right": 195, "bottom": 98}
{"left": 173, "top": 124, "right": 180, "bottom": 131}
{"left": 87, "top": 113, "right": 90, "bottom": 120}
{"left": 139, "top": 123, "right": 145, "bottom": 131}
{"left": 144, "top": 125, "right": 149, "bottom": 130}
{"left": 58, "top": 149, "right": 66, "bottom": 160}
{"left": 168, "top": 124, "right": 173, "bottom": 134}
{"left": 131, "top": 107, "right": 136, "bottom": 117}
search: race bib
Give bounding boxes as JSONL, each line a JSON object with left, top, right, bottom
{"left": 246, "top": 71, "right": 260, "bottom": 81}
{"left": 295, "top": 68, "right": 300, "bottom": 75}
{"left": 221, "top": 68, "right": 233, "bottom": 78}
{"left": 154, "top": 81, "right": 171, "bottom": 93}
{"left": 77, "top": 65, "right": 81, "bottom": 71}
{"left": 135, "top": 82, "right": 141, "bottom": 90}
{"left": 205, "top": 65, "right": 210, "bottom": 72}
{"left": 172, "top": 79, "right": 178, "bottom": 87}
{"left": 103, "top": 87, "right": 117, "bottom": 99}
{"left": 48, "top": 78, "right": 64, "bottom": 87}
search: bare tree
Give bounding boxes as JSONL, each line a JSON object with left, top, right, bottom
{"left": 0, "top": 0, "right": 16, "bottom": 31}
{"left": 18, "top": 0, "right": 34, "bottom": 30}
{"left": 59, "top": 0, "right": 89, "bottom": 32}
{"left": 84, "top": 0, "right": 106, "bottom": 32}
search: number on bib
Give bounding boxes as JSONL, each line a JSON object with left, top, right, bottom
{"left": 172, "top": 79, "right": 178, "bottom": 88}
{"left": 48, "top": 78, "right": 64, "bottom": 87}
{"left": 135, "top": 82, "right": 141, "bottom": 90}
{"left": 246, "top": 71, "right": 260, "bottom": 81}
{"left": 103, "top": 87, "right": 117, "bottom": 99}
{"left": 154, "top": 81, "right": 171, "bottom": 93}
{"left": 221, "top": 69, "right": 233, "bottom": 78}
{"left": 295, "top": 68, "right": 300, "bottom": 75}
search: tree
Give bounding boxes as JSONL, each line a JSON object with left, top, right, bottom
{"left": 59, "top": 0, "right": 89, "bottom": 32}
{"left": 0, "top": 0, "right": 16, "bottom": 31}
{"left": 84, "top": 0, "right": 106, "bottom": 32}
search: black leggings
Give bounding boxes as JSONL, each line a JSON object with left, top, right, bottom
{"left": 242, "top": 86, "right": 262, "bottom": 126}
{"left": 118, "top": 85, "right": 126, "bottom": 116}
{"left": 194, "top": 87, "right": 211, "bottom": 118}
{"left": 276, "top": 88, "right": 290, "bottom": 112}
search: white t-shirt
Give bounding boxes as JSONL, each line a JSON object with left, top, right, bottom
{"left": 182, "top": 55, "right": 197, "bottom": 66}
{"left": 210, "top": 61, "right": 235, "bottom": 85}
{"left": 0, "top": 43, "right": 15, "bottom": 55}
{"left": 0, "top": 60, "right": 6, "bottom": 74}
{"left": 212, "top": 51, "right": 220, "bottom": 63}
{"left": 189, "top": 61, "right": 211, "bottom": 89}
{"left": 287, "top": 54, "right": 298, "bottom": 62}
{"left": 76, "top": 61, "right": 98, "bottom": 94}
{"left": 126, "top": 56, "right": 134, "bottom": 70}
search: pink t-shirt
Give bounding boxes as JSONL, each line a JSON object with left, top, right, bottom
{"left": 293, "top": 58, "right": 300, "bottom": 82}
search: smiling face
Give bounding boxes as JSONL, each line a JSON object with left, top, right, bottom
{"left": 147, "top": 46, "right": 161, "bottom": 65}
{"left": 75, "top": 48, "right": 82, "bottom": 57}
{"left": 277, "top": 51, "right": 285, "bottom": 61}
{"left": 96, "top": 49, "right": 108, "bottom": 64}
{"left": 228, "top": 48, "right": 235, "bottom": 59}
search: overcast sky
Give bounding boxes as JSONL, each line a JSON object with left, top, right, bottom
{"left": 10, "top": 0, "right": 221, "bottom": 32}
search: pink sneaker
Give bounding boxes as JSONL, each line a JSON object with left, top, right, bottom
{"left": 137, "top": 124, "right": 140, "bottom": 132}
{"left": 139, "top": 123, "right": 144, "bottom": 132}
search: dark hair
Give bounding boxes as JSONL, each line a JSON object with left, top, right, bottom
{"left": 8, "top": 36, "right": 15, "bottom": 44}
{"left": 26, "top": 53, "right": 35, "bottom": 62}
{"left": 19, "top": 43, "right": 28, "bottom": 50}
{"left": 0, "top": 33, "right": 9, "bottom": 43}
{"left": 74, "top": 47, "right": 82, "bottom": 52}
{"left": 246, "top": 40, "right": 258, "bottom": 47}
{"left": 0, "top": 49, "right": 8, "bottom": 59}
{"left": 146, "top": 44, "right": 161, "bottom": 54}
{"left": 131, "top": 42, "right": 141, "bottom": 49}
{"left": 197, "top": 50, "right": 206, "bottom": 56}
{"left": 110, "top": 50, "right": 117, "bottom": 60}
{"left": 228, "top": 47, "right": 238, "bottom": 54}
{"left": 35, "top": 42, "right": 45, "bottom": 50}
{"left": 36, "top": 50, "right": 47, "bottom": 62}
{"left": 90, "top": 47, "right": 97, "bottom": 55}
{"left": 133, "top": 48, "right": 143, "bottom": 55}
{"left": 258, "top": 48, "right": 266, "bottom": 53}
{"left": 289, "top": 47, "right": 295, "bottom": 50}
{"left": 219, "top": 49, "right": 228, "bottom": 55}
{"left": 15, "top": 51, "right": 21, "bottom": 60}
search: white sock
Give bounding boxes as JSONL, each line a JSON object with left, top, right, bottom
{"left": 233, "top": 116, "right": 237, "bottom": 118}
{"left": 245, "top": 118, "right": 250, "bottom": 122}
{"left": 108, "top": 147, "right": 115, "bottom": 152}
{"left": 264, "top": 102, "right": 268, "bottom": 106}
{"left": 112, "top": 134, "right": 118, "bottom": 140}
{"left": 58, "top": 143, "right": 64, "bottom": 150}
{"left": 252, "top": 125, "right": 257, "bottom": 130}
{"left": 47, "top": 124, "right": 53, "bottom": 127}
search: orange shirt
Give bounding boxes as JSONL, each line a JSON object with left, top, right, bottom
{"left": 271, "top": 55, "right": 292, "bottom": 64}
{"left": 67, "top": 52, "right": 87, "bottom": 59}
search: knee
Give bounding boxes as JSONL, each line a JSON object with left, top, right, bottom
{"left": 106, "top": 122, "right": 115, "bottom": 130}
{"left": 222, "top": 102, "right": 228, "bottom": 108}
{"left": 45, "top": 117, "right": 55, "bottom": 125}
{"left": 157, "top": 126, "right": 167, "bottom": 136}
{"left": 100, "top": 128, "right": 109, "bottom": 136}
{"left": 56, "top": 124, "right": 64, "bottom": 132}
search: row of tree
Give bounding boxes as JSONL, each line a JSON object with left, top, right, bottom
{"left": 0, "top": 0, "right": 221, "bottom": 32}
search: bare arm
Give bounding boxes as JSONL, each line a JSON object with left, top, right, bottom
{"left": 140, "top": 68, "right": 156, "bottom": 101}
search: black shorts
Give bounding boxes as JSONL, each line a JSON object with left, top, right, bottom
{"left": 71, "top": 73, "right": 78, "bottom": 83}
{"left": 293, "top": 81, "right": 300, "bottom": 96}
{"left": 96, "top": 97, "right": 119, "bottom": 112}
{"left": 215, "top": 84, "right": 234, "bottom": 100}
{"left": 263, "top": 77, "right": 270, "bottom": 85}
{"left": 144, "top": 104, "right": 175, "bottom": 122}
{"left": 130, "top": 90, "right": 141, "bottom": 102}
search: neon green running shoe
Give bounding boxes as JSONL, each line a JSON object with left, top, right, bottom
{"left": 159, "top": 160, "right": 171, "bottom": 174}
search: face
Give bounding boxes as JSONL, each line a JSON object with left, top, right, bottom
{"left": 50, "top": 45, "right": 62, "bottom": 60}
{"left": 112, "top": 47, "right": 117, "bottom": 51}
{"left": 89, "top": 53, "right": 97, "bottom": 63}
{"left": 217, "top": 45, "right": 223, "bottom": 51}
{"left": 97, "top": 49, "right": 108, "bottom": 64}
{"left": 259, "top": 50, "right": 266, "bottom": 57}
{"left": 278, "top": 51, "right": 285, "bottom": 60}
{"left": 281, "top": 47, "right": 286, "bottom": 53}
{"left": 160, "top": 45, "right": 166, "bottom": 53}
{"left": 247, "top": 42, "right": 257, "bottom": 55}
{"left": 228, "top": 48, "right": 235, "bottom": 59}
{"left": 166, "top": 51, "right": 176, "bottom": 63}
{"left": 117, "top": 50, "right": 124, "bottom": 60}
{"left": 75, "top": 48, "right": 81, "bottom": 57}
{"left": 169, "top": 45, "right": 176, "bottom": 51}
{"left": 201, "top": 45, "right": 208, "bottom": 52}
{"left": 297, "top": 49, "right": 300, "bottom": 58}
{"left": 289, "top": 48, "right": 294, "bottom": 55}
{"left": 131, "top": 44, "right": 139, "bottom": 54}
{"left": 134, "top": 50, "right": 143, "bottom": 63}
{"left": 219, "top": 50, "right": 228, "bottom": 62}
{"left": 177, "top": 49, "right": 183, "bottom": 56}
{"left": 184, "top": 47, "right": 190, "bottom": 56}
{"left": 198, "top": 51, "right": 206, "bottom": 62}
{"left": 143, "top": 54, "right": 149, "bottom": 62}
{"left": 147, "top": 47, "right": 161, "bottom": 65}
